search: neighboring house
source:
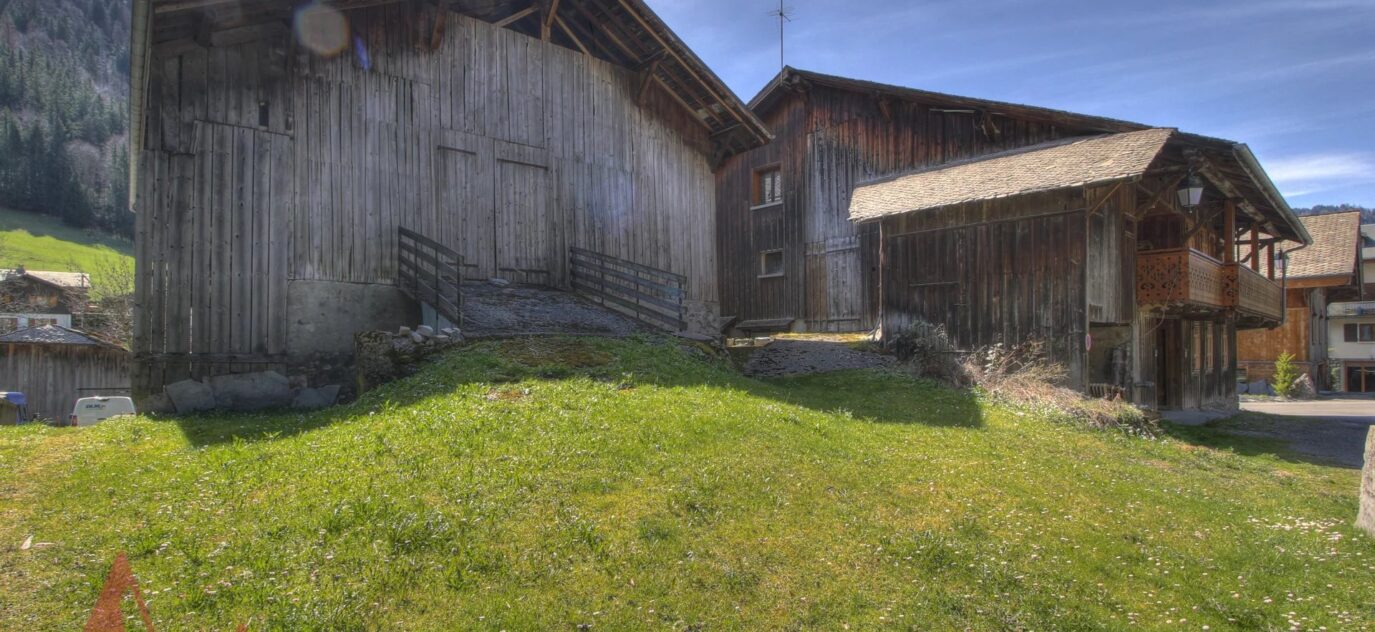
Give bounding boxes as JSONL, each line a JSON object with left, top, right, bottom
{"left": 129, "top": 0, "right": 769, "bottom": 403}
{"left": 0, "top": 325, "right": 130, "bottom": 421}
{"left": 1329, "top": 300, "right": 1375, "bottom": 392}
{"left": 1237, "top": 211, "right": 1363, "bottom": 389}
{"left": 0, "top": 267, "right": 91, "bottom": 332}
{"left": 719, "top": 69, "right": 1307, "bottom": 410}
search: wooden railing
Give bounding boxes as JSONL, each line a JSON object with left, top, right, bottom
{"left": 1137, "top": 248, "right": 1228, "bottom": 309}
{"left": 1136, "top": 248, "right": 1284, "bottom": 323}
{"left": 1227, "top": 263, "right": 1284, "bottom": 322}
{"left": 570, "top": 247, "right": 686, "bottom": 331}
{"left": 397, "top": 227, "right": 462, "bottom": 326}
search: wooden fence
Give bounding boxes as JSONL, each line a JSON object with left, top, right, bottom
{"left": 397, "top": 227, "right": 462, "bottom": 327}
{"left": 570, "top": 247, "right": 686, "bottom": 331}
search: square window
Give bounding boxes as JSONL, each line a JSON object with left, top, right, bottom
{"left": 759, "top": 250, "right": 784, "bottom": 278}
{"left": 753, "top": 166, "right": 782, "bottom": 207}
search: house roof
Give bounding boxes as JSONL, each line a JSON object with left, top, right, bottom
{"left": 850, "top": 129, "right": 1175, "bottom": 223}
{"left": 1242, "top": 211, "right": 1362, "bottom": 283}
{"left": 1360, "top": 224, "right": 1375, "bottom": 261}
{"left": 11, "top": 270, "right": 90, "bottom": 289}
{"left": 0, "top": 324, "right": 121, "bottom": 348}
{"left": 750, "top": 67, "right": 1147, "bottom": 134}
{"left": 130, "top": 0, "right": 771, "bottom": 208}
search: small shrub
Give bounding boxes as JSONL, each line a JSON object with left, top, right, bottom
{"left": 1272, "top": 352, "right": 1299, "bottom": 398}
{"left": 887, "top": 320, "right": 968, "bottom": 386}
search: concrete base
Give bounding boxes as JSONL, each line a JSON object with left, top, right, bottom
{"left": 287, "top": 279, "right": 420, "bottom": 357}
{"left": 1358, "top": 427, "right": 1375, "bottom": 536}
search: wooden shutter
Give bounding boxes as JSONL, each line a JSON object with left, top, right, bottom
{"left": 1346, "top": 323, "right": 1358, "bottom": 342}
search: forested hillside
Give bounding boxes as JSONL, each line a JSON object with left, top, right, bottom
{"left": 0, "top": 0, "right": 133, "bottom": 237}
{"left": 1294, "top": 203, "right": 1374, "bottom": 224}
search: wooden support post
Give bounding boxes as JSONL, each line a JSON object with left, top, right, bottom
{"left": 1267, "top": 242, "right": 1276, "bottom": 280}
{"left": 1250, "top": 227, "right": 1260, "bottom": 272}
{"left": 1223, "top": 199, "right": 1236, "bottom": 263}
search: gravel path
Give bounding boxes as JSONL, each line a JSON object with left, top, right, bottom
{"left": 460, "top": 283, "right": 646, "bottom": 337}
{"left": 742, "top": 339, "right": 895, "bottom": 378}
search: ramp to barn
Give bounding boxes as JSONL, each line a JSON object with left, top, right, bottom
{"left": 459, "top": 283, "right": 647, "bottom": 338}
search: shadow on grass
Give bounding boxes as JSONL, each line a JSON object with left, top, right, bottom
{"left": 1162, "top": 412, "right": 1364, "bottom": 469}
{"left": 169, "top": 335, "right": 981, "bottom": 447}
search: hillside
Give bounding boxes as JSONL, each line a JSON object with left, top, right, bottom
{"left": 0, "top": 206, "right": 131, "bottom": 272}
{"left": 1, "top": 337, "right": 1369, "bottom": 630}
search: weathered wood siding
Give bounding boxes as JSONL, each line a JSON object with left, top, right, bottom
{"left": 136, "top": 6, "right": 718, "bottom": 393}
{"left": 876, "top": 190, "right": 1089, "bottom": 386}
{"left": 717, "top": 83, "right": 1104, "bottom": 331}
{"left": 0, "top": 344, "right": 130, "bottom": 421}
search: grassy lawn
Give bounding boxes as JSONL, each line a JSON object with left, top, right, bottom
{"left": 0, "top": 337, "right": 1370, "bottom": 630}
{"left": 0, "top": 207, "right": 132, "bottom": 273}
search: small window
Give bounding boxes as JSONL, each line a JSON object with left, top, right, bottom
{"left": 1345, "top": 323, "right": 1375, "bottom": 342}
{"left": 759, "top": 250, "right": 784, "bottom": 278}
{"left": 753, "top": 166, "right": 782, "bottom": 207}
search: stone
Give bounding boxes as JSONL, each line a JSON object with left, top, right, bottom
{"left": 140, "top": 391, "right": 176, "bottom": 415}
{"left": 410, "top": 332, "right": 426, "bottom": 344}
{"left": 165, "top": 379, "right": 215, "bottom": 414}
{"left": 288, "top": 374, "right": 309, "bottom": 391}
{"left": 1247, "top": 380, "right": 1273, "bottom": 396}
{"left": 206, "top": 371, "right": 293, "bottom": 411}
{"left": 1290, "top": 374, "right": 1317, "bottom": 400}
{"left": 415, "top": 325, "right": 434, "bottom": 337}
{"left": 488, "top": 277, "right": 510, "bottom": 287}
{"left": 397, "top": 326, "right": 412, "bottom": 337}
{"left": 434, "top": 335, "right": 451, "bottom": 344}
{"left": 292, "top": 385, "right": 342, "bottom": 410}
{"left": 1237, "top": 381, "right": 1250, "bottom": 394}
{"left": 1360, "top": 427, "right": 1375, "bottom": 537}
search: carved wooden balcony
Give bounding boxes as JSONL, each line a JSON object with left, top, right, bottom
{"left": 1136, "top": 248, "right": 1283, "bottom": 326}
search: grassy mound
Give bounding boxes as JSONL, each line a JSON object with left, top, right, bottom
{"left": 0, "top": 337, "right": 1369, "bottom": 630}
{"left": 0, "top": 207, "right": 132, "bottom": 273}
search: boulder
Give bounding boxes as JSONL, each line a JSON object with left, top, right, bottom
{"left": 415, "top": 325, "right": 434, "bottom": 337}
{"left": 1247, "top": 380, "right": 1273, "bottom": 396}
{"left": 488, "top": 277, "right": 510, "bottom": 287}
{"left": 292, "top": 385, "right": 342, "bottom": 410}
{"left": 1237, "top": 381, "right": 1250, "bottom": 394}
{"left": 410, "top": 332, "right": 426, "bottom": 344}
{"left": 1359, "top": 428, "right": 1375, "bottom": 536}
{"left": 1290, "top": 374, "right": 1317, "bottom": 400}
{"left": 397, "top": 326, "right": 412, "bottom": 337}
{"left": 441, "top": 328, "right": 465, "bottom": 343}
{"left": 165, "top": 379, "right": 215, "bottom": 414}
{"left": 206, "top": 371, "right": 293, "bottom": 411}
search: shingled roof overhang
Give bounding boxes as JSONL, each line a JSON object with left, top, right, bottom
{"left": 849, "top": 128, "right": 1310, "bottom": 246}
{"left": 130, "top": 0, "right": 771, "bottom": 207}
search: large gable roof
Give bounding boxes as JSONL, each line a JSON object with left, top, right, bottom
{"left": 1243, "top": 212, "right": 1362, "bottom": 283}
{"left": 0, "top": 325, "right": 122, "bottom": 349}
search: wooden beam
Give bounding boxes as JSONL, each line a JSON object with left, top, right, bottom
{"left": 1223, "top": 199, "right": 1236, "bottom": 263}
{"left": 1086, "top": 180, "right": 1126, "bottom": 217}
{"left": 637, "top": 58, "right": 662, "bottom": 105}
{"left": 553, "top": 15, "right": 589, "bottom": 54}
{"left": 493, "top": 6, "right": 537, "bottom": 28}
{"left": 1250, "top": 227, "right": 1261, "bottom": 272}
{"left": 1267, "top": 242, "right": 1276, "bottom": 280}
{"left": 541, "top": 0, "right": 562, "bottom": 41}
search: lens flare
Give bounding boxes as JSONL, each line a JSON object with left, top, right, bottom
{"left": 294, "top": 2, "right": 349, "bottom": 57}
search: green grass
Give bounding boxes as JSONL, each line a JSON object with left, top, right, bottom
{"left": 1, "top": 337, "right": 1370, "bottom": 630}
{"left": 0, "top": 207, "right": 132, "bottom": 273}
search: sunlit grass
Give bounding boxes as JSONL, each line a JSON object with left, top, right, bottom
{"left": 0, "top": 207, "right": 132, "bottom": 273}
{"left": 0, "top": 336, "right": 1369, "bottom": 630}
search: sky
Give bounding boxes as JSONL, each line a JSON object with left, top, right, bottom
{"left": 647, "top": 0, "right": 1375, "bottom": 208}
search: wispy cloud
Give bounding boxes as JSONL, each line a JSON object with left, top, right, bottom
{"left": 1263, "top": 152, "right": 1375, "bottom": 198}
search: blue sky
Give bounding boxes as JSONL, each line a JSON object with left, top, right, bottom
{"left": 648, "top": 0, "right": 1375, "bottom": 208}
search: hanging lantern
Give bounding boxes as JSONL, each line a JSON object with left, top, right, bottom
{"left": 1176, "top": 172, "right": 1205, "bottom": 208}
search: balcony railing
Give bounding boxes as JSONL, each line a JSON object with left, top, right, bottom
{"left": 1137, "top": 248, "right": 1284, "bottom": 324}
{"left": 1137, "top": 249, "right": 1228, "bottom": 309}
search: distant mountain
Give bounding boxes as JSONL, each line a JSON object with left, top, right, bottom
{"left": 0, "top": 0, "right": 133, "bottom": 237}
{"left": 1292, "top": 204, "right": 1375, "bottom": 224}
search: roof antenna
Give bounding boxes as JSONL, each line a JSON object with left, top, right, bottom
{"left": 768, "top": 0, "right": 792, "bottom": 70}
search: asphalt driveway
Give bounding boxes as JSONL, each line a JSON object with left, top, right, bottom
{"left": 1227, "top": 397, "right": 1375, "bottom": 468}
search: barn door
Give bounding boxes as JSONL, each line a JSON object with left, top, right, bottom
{"left": 494, "top": 159, "right": 552, "bottom": 285}
{"left": 435, "top": 146, "right": 495, "bottom": 280}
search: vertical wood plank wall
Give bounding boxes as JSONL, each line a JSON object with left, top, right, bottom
{"left": 135, "top": 7, "right": 719, "bottom": 394}
{"left": 0, "top": 344, "right": 130, "bottom": 421}
{"left": 716, "top": 84, "right": 1104, "bottom": 332}
{"left": 876, "top": 190, "right": 1090, "bottom": 386}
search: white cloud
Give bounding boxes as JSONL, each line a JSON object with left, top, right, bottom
{"left": 1265, "top": 152, "right": 1375, "bottom": 184}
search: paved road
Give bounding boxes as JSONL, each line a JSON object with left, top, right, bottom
{"left": 1230, "top": 397, "right": 1375, "bottom": 468}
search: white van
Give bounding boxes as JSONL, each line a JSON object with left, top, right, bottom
{"left": 68, "top": 397, "right": 137, "bottom": 427}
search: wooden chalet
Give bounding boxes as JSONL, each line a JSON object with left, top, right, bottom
{"left": 128, "top": 0, "right": 769, "bottom": 402}
{"left": 0, "top": 325, "right": 130, "bottom": 421}
{"left": 717, "top": 68, "right": 1307, "bottom": 410}
{"left": 1237, "top": 211, "right": 1363, "bottom": 389}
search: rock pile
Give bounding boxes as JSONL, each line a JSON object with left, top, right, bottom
{"left": 355, "top": 325, "right": 465, "bottom": 393}
{"left": 164, "top": 371, "right": 344, "bottom": 415}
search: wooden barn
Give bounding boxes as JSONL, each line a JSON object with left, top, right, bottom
{"left": 849, "top": 127, "right": 1308, "bottom": 410}
{"left": 0, "top": 325, "right": 131, "bottom": 422}
{"left": 1237, "top": 211, "right": 1363, "bottom": 389}
{"left": 128, "top": 0, "right": 769, "bottom": 403}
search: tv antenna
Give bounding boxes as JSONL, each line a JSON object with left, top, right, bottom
{"left": 768, "top": 0, "right": 793, "bottom": 70}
